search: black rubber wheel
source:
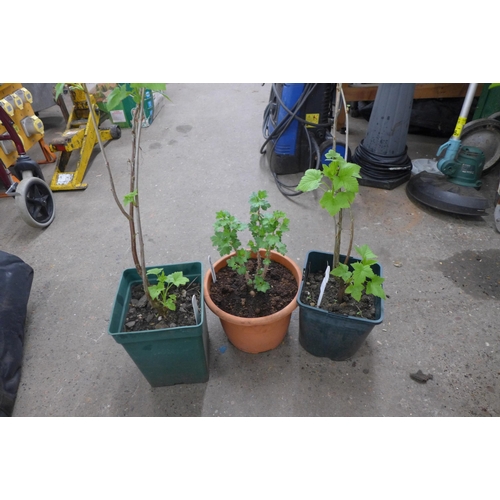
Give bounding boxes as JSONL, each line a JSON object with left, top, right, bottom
{"left": 15, "top": 177, "right": 56, "bottom": 228}
{"left": 110, "top": 125, "right": 121, "bottom": 140}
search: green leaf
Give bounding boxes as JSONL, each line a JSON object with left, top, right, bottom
{"left": 333, "top": 163, "right": 361, "bottom": 193}
{"left": 211, "top": 210, "right": 246, "bottom": 256}
{"left": 130, "top": 83, "right": 166, "bottom": 91}
{"left": 167, "top": 271, "right": 190, "bottom": 287}
{"left": 279, "top": 216, "right": 289, "bottom": 232}
{"left": 337, "top": 190, "right": 356, "bottom": 206}
{"left": 331, "top": 263, "right": 351, "bottom": 282}
{"left": 106, "top": 85, "right": 132, "bottom": 111}
{"left": 146, "top": 268, "right": 163, "bottom": 277}
{"left": 319, "top": 191, "right": 340, "bottom": 217}
{"left": 55, "top": 83, "right": 65, "bottom": 101}
{"left": 123, "top": 190, "right": 138, "bottom": 206}
{"left": 325, "top": 149, "right": 343, "bottom": 162}
{"left": 366, "top": 275, "right": 386, "bottom": 299}
{"left": 249, "top": 190, "right": 270, "bottom": 212}
{"left": 274, "top": 241, "right": 287, "bottom": 255}
{"left": 165, "top": 295, "right": 177, "bottom": 311}
{"left": 227, "top": 249, "right": 249, "bottom": 273}
{"left": 355, "top": 244, "right": 378, "bottom": 265}
{"left": 265, "top": 234, "right": 280, "bottom": 247}
{"left": 296, "top": 169, "right": 323, "bottom": 192}
{"left": 235, "top": 265, "right": 248, "bottom": 275}
{"left": 346, "top": 282, "right": 364, "bottom": 302}
{"left": 253, "top": 274, "right": 270, "bottom": 293}
{"left": 320, "top": 191, "right": 353, "bottom": 217}
{"left": 272, "top": 210, "right": 287, "bottom": 221}
{"left": 342, "top": 161, "right": 362, "bottom": 177}
{"left": 321, "top": 160, "right": 340, "bottom": 183}
{"left": 148, "top": 282, "right": 163, "bottom": 301}
{"left": 351, "top": 262, "right": 375, "bottom": 285}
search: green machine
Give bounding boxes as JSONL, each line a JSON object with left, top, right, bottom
{"left": 407, "top": 84, "right": 492, "bottom": 215}
{"left": 436, "top": 83, "right": 485, "bottom": 188}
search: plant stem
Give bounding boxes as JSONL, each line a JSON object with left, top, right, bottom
{"left": 337, "top": 210, "right": 354, "bottom": 303}
{"left": 333, "top": 210, "right": 342, "bottom": 269}
{"left": 132, "top": 88, "right": 151, "bottom": 301}
{"left": 262, "top": 257, "right": 270, "bottom": 280}
{"left": 83, "top": 84, "right": 154, "bottom": 305}
{"left": 81, "top": 84, "right": 131, "bottom": 222}
{"left": 256, "top": 250, "right": 262, "bottom": 274}
{"left": 344, "top": 209, "right": 354, "bottom": 265}
{"left": 127, "top": 99, "right": 140, "bottom": 275}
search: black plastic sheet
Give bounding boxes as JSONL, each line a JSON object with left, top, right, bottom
{"left": 0, "top": 251, "right": 34, "bottom": 417}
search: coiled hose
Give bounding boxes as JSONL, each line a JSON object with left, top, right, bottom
{"left": 352, "top": 140, "right": 412, "bottom": 181}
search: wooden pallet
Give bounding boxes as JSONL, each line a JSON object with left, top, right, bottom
{"left": 337, "top": 83, "right": 484, "bottom": 130}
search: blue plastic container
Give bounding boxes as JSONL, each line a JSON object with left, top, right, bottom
{"left": 297, "top": 251, "right": 384, "bottom": 361}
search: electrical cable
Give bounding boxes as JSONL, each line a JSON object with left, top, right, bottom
{"left": 271, "top": 127, "right": 322, "bottom": 197}
{"left": 260, "top": 84, "right": 330, "bottom": 198}
{"left": 270, "top": 83, "right": 331, "bottom": 128}
{"left": 352, "top": 140, "right": 412, "bottom": 181}
{"left": 261, "top": 83, "right": 323, "bottom": 154}
{"left": 262, "top": 82, "right": 413, "bottom": 193}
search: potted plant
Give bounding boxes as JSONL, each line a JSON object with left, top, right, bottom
{"left": 203, "top": 190, "right": 301, "bottom": 353}
{"left": 55, "top": 83, "right": 209, "bottom": 387}
{"left": 295, "top": 149, "right": 387, "bottom": 361}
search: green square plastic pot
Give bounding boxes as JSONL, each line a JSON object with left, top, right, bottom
{"left": 108, "top": 261, "right": 209, "bottom": 387}
{"left": 297, "top": 251, "right": 384, "bottom": 361}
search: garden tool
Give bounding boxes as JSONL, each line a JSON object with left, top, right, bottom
{"left": 406, "top": 83, "right": 489, "bottom": 216}
{"left": 436, "top": 83, "right": 485, "bottom": 188}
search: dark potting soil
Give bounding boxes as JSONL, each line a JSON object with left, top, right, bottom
{"left": 210, "top": 259, "right": 297, "bottom": 318}
{"left": 301, "top": 271, "right": 377, "bottom": 319}
{"left": 123, "top": 281, "right": 201, "bottom": 332}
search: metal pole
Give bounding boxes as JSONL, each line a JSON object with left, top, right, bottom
{"left": 452, "top": 83, "right": 477, "bottom": 140}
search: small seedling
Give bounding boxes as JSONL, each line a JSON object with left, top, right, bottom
{"left": 146, "top": 269, "right": 190, "bottom": 314}
{"left": 331, "top": 245, "right": 386, "bottom": 302}
{"left": 211, "top": 190, "right": 289, "bottom": 293}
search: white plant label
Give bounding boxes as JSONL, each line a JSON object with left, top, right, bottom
{"left": 317, "top": 264, "right": 330, "bottom": 308}
{"left": 192, "top": 295, "right": 200, "bottom": 324}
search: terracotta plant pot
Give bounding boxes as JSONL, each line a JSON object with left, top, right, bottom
{"left": 204, "top": 250, "right": 301, "bottom": 354}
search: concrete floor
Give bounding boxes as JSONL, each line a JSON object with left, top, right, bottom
{"left": 2, "top": 83, "right": 500, "bottom": 417}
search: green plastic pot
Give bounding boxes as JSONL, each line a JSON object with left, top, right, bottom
{"left": 297, "top": 251, "right": 384, "bottom": 361}
{"left": 108, "top": 261, "right": 209, "bottom": 387}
